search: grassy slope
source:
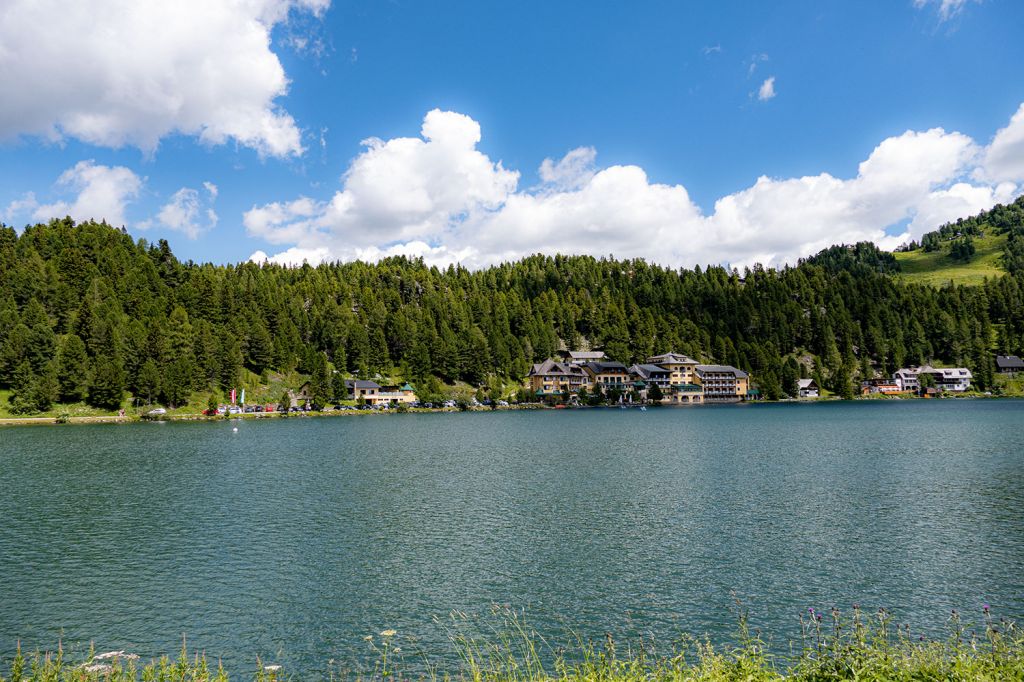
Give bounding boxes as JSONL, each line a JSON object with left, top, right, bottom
{"left": 894, "top": 232, "right": 1007, "bottom": 286}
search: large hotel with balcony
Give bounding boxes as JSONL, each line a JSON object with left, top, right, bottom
{"left": 528, "top": 351, "right": 751, "bottom": 404}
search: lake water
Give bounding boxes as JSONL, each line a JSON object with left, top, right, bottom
{"left": 1, "top": 400, "right": 1023, "bottom": 675}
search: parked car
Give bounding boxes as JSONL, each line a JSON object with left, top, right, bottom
{"left": 216, "top": 405, "right": 227, "bottom": 415}
{"left": 497, "top": 400, "right": 509, "bottom": 406}
{"left": 243, "top": 406, "right": 255, "bottom": 413}
{"left": 147, "top": 407, "right": 167, "bottom": 417}
{"left": 228, "top": 405, "right": 242, "bottom": 415}
{"left": 254, "top": 405, "right": 264, "bottom": 413}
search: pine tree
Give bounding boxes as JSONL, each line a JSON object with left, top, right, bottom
{"left": 136, "top": 359, "right": 161, "bottom": 405}
{"left": 88, "top": 355, "right": 125, "bottom": 410}
{"left": 56, "top": 333, "right": 90, "bottom": 402}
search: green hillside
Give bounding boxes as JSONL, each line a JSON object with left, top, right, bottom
{"left": 894, "top": 232, "right": 1007, "bottom": 286}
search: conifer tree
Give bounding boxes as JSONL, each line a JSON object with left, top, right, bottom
{"left": 56, "top": 333, "right": 90, "bottom": 402}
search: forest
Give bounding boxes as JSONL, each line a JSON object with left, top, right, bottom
{"left": 1, "top": 195, "right": 1022, "bottom": 414}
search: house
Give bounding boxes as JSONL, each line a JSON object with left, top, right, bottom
{"left": 996, "top": 355, "right": 1024, "bottom": 376}
{"left": 796, "top": 378, "right": 819, "bottom": 398}
{"left": 647, "top": 352, "right": 699, "bottom": 385}
{"left": 368, "top": 383, "right": 417, "bottom": 406}
{"left": 694, "top": 365, "right": 749, "bottom": 402}
{"left": 559, "top": 350, "right": 607, "bottom": 366}
{"left": 629, "top": 364, "right": 673, "bottom": 391}
{"left": 345, "top": 379, "right": 381, "bottom": 401}
{"left": 893, "top": 368, "right": 920, "bottom": 393}
{"left": 918, "top": 365, "right": 972, "bottom": 392}
{"left": 290, "top": 382, "right": 314, "bottom": 408}
{"left": 666, "top": 383, "right": 704, "bottom": 404}
{"left": 894, "top": 366, "right": 972, "bottom": 393}
{"left": 582, "top": 361, "right": 631, "bottom": 393}
{"left": 528, "top": 359, "right": 590, "bottom": 399}
{"left": 860, "top": 379, "right": 901, "bottom": 395}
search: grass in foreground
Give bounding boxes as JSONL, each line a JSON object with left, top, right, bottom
{"left": 3, "top": 606, "right": 1022, "bottom": 681}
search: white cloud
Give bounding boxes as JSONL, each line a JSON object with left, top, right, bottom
{"left": 979, "top": 103, "right": 1024, "bottom": 183}
{"left": 758, "top": 77, "right": 776, "bottom": 101}
{"left": 243, "top": 109, "right": 519, "bottom": 256}
{"left": 538, "top": 146, "right": 597, "bottom": 191}
{"left": 7, "top": 160, "right": 143, "bottom": 227}
{"left": 907, "top": 181, "right": 1018, "bottom": 236}
{"left": 3, "top": 193, "right": 39, "bottom": 224}
{"left": 913, "top": 0, "right": 980, "bottom": 21}
{"left": 140, "top": 186, "right": 218, "bottom": 239}
{"left": 0, "top": 0, "right": 328, "bottom": 157}
{"left": 246, "top": 105, "right": 1022, "bottom": 270}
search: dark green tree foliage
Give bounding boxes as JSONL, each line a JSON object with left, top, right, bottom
{"left": 309, "top": 351, "right": 332, "bottom": 407}
{"left": 55, "top": 333, "right": 90, "bottom": 402}
{"left": 136, "top": 359, "right": 161, "bottom": 405}
{"left": 88, "top": 356, "right": 125, "bottom": 410}
{"left": 648, "top": 383, "right": 663, "bottom": 403}
{"left": 950, "top": 236, "right": 976, "bottom": 262}
{"left": 0, "top": 211, "right": 1023, "bottom": 413}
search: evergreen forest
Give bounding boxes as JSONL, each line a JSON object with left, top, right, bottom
{"left": 1, "top": 195, "right": 1023, "bottom": 414}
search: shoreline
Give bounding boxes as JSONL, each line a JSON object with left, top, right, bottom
{"left": 0, "top": 393, "right": 1017, "bottom": 428}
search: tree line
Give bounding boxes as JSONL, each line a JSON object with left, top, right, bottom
{"left": 1, "top": 201, "right": 1023, "bottom": 413}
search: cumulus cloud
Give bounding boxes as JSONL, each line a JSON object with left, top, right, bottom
{"left": 979, "top": 103, "right": 1024, "bottom": 183}
{"left": 0, "top": 0, "right": 328, "bottom": 157}
{"left": 244, "top": 109, "right": 519, "bottom": 257}
{"left": 538, "top": 147, "right": 597, "bottom": 191}
{"left": 246, "top": 104, "right": 1023, "bottom": 270}
{"left": 4, "top": 160, "right": 143, "bottom": 227}
{"left": 758, "top": 77, "right": 776, "bottom": 101}
{"left": 139, "top": 186, "right": 219, "bottom": 239}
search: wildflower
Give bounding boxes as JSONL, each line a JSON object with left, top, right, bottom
{"left": 983, "top": 603, "right": 991, "bottom": 612}
{"left": 363, "top": 636, "right": 373, "bottom": 641}
{"left": 380, "top": 629, "right": 397, "bottom": 637}
{"left": 393, "top": 648, "right": 401, "bottom": 653}
{"left": 264, "top": 664, "right": 282, "bottom": 672}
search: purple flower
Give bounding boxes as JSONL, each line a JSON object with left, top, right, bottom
{"left": 983, "top": 603, "right": 990, "bottom": 612}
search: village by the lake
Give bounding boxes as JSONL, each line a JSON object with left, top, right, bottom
{"left": 4, "top": 2, "right": 1024, "bottom": 680}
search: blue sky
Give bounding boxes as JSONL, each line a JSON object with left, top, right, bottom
{"left": 2, "top": 0, "right": 1023, "bottom": 269}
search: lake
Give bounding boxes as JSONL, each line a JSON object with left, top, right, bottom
{"left": 1, "top": 400, "right": 1023, "bottom": 675}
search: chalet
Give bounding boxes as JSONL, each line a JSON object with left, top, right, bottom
{"left": 629, "top": 364, "right": 673, "bottom": 390}
{"left": 996, "top": 355, "right": 1024, "bottom": 376}
{"left": 289, "top": 382, "right": 314, "bottom": 408}
{"left": 528, "top": 359, "right": 589, "bottom": 399}
{"left": 796, "top": 378, "right": 819, "bottom": 398}
{"left": 894, "top": 366, "right": 972, "bottom": 393}
{"left": 582, "top": 361, "right": 630, "bottom": 392}
{"left": 559, "top": 350, "right": 607, "bottom": 366}
{"left": 647, "top": 352, "right": 698, "bottom": 385}
{"left": 893, "top": 368, "right": 919, "bottom": 393}
{"left": 345, "top": 379, "right": 381, "bottom": 400}
{"left": 860, "top": 379, "right": 901, "bottom": 395}
{"left": 694, "top": 365, "right": 749, "bottom": 402}
{"left": 368, "top": 383, "right": 417, "bottom": 406}
{"left": 919, "top": 365, "right": 972, "bottom": 392}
